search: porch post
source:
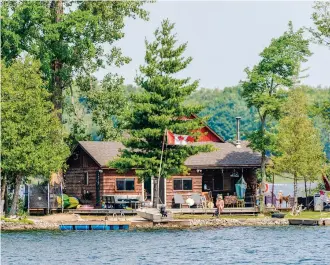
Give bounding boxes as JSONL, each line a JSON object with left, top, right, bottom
{"left": 151, "top": 177, "right": 154, "bottom": 203}
{"left": 141, "top": 180, "right": 145, "bottom": 201}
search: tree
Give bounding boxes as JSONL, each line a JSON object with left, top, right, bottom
{"left": 309, "top": 2, "right": 330, "bottom": 132}
{"left": 272, "top": 89, "right": 325, "bottom": 215}
{"left": 63, "top": 74, "right": 128, "bottom": 146}
{"left": 309, "top": 1, "right": 330, "bottom": 48}
{"left": 241, "top": 22, "right": 311, "bottom": 212}
{"left": 110, "top": 20, "right": 211, "bottom": 207}
{"left": 1, "top": 1, "right": 148, "bottom": 140}
{"left": 1, "top": 57, "right": 70, "bottom": 215}
{"left": 186, "top": 86, "right": 259, "bottom": 141}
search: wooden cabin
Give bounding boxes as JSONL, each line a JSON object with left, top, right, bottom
{"left": 64, "top": 119, "right": 261, "bottom": 208}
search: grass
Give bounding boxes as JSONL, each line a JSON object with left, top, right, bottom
{"left": 283, "top": 211, "right": 330, "bottom": 220}
{"left": 1, "top": 216, "right": 34, "bottom": 224}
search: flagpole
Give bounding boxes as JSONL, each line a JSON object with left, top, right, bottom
{"left": 156, "top": 129, "right": 167, "bottom": 206}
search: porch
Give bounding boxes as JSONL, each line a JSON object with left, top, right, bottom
{"left": 166, "top": 168, "right": 258, "bottom": 209}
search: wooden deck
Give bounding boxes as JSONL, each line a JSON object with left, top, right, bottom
{"left": 170, "top": 207, "right": 259, "bottom": 215}
{"left": 65, "top": 207, "right": 259, "bottom": 215}
{"left": 65, "top": 209, "right": 137, "bottom": 215}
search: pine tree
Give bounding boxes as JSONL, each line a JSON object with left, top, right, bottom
{"left": 272, "top": 89, "right": 325, "bottom": 215}
{"left": 110, "top": 19, "right": 211, "bottom": 207}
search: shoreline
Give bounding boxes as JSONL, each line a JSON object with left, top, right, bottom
{"left": 3, "top": 213, "right": 330, "bottom": 231}
{"left": 0, "top": 217, "right": 291, "bottom": 231}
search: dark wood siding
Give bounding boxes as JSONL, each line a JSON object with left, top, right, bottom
{"left": 65, "top": 146, "right": 100, "bottom": 205}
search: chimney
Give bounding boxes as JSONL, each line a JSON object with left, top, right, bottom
{"left": 235, "top": 117, "right": 241, "bottom": 148}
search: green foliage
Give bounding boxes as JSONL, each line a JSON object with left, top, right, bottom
{"left": 1, "top": 57, "right": 70, "bottom": 180}
{"left": 186, "top": 86, "right": 259, "bottom": 141}
{"left": 63, "top": 74, "right": 128, "bottom": 146}
{"left": 241, "top": 23, "right": 311, "bottom": 187}
{"left": 309, "top": 1, "right": 330, "bottom": 48}
{"left": 1, "top": 1, "right": 148, "bottom": 144}
{"left": 272, "top": 89, "right": 325, "bottom": 183}
{"left": 1, "top": 1, "right": 148, "bottom": 89}
{"left": 111, "top": 20, "right": 212, "bottom": 180}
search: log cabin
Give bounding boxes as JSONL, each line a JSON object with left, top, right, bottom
{"left": 64, "top": 118, "right": 261, "bottom": 208}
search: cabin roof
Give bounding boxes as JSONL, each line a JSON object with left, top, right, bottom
{"left": 75, "top": 140, "right": 261, "bottom": 169}
{"left": 78, "top": 141, "right": 124, "bottom": 167}
{"left": 184, "top": 141, "right": 261, "bottom": 168}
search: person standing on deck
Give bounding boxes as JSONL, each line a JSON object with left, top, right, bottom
{"left": 216, "top": 195, "right": 224, "bottom": 217}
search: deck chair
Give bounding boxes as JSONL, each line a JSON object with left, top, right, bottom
{"left": 173, "top": 194, "right": 185, "bottom": 208}
{"left": 191, "top": 193, "right": 203, "bottom": 208}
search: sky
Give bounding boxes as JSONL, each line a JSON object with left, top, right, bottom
{"left": 96, "top": 1, "right": 330, "bottom": 89}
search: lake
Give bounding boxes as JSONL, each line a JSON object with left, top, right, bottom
{"left": 2, "top": 227, "right": 330, "bottom": 265}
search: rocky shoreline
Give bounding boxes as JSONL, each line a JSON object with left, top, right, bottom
{"left": 2, "top": 217, "right": 290, "bottom": 231}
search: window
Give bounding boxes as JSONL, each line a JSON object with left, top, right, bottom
{"left": 173, "top": 178, "right": 192, "bottom": 191}
{"left": 83, "top": 172, "right": 89, "bottom": 185}
{"left": 116, "top": 178, "right": 135, "bottom": 191}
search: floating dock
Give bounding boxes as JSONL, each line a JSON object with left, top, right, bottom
{"left": 59, "top": 221, "right": 130, "bottom": 231}
{"left": 288, "top": 219, "right": 319, "bottom": 226}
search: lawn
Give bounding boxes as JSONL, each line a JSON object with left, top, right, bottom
{"left": 284, "top": 211, "right": 330, "bottom": 220}
{"left": 1, "top": 216, "right": 34, "bottom": 224}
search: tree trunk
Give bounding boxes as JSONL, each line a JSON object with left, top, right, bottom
{"left": 1, "top": 176, "right": 6, "bottom": 214}
{"left": 293, "top": 174, "right": 298, "bottom": 215}
{"left": 51, "top": 0, "right": 64, "bottom": 121}
{"left": 152, "top": 177, "right": 159, "bottom": 208}
{"left": 259, "top": 151, "right": 267, "bottom": 212}
{"left": 304, "top": 176, "right": 308, "bottom": 209}
{"left": 9, "top": 175, "right": 23, "bottom": 217}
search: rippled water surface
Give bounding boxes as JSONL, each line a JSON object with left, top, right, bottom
{"left": 2, "top": 226, "right": 330, "bottom": 265}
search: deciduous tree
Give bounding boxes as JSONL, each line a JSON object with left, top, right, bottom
{"left": 241, "top": 22, "right": 311, "bottom": 211}
{"left": 1, "top": 1, "right": 148, "bottom": 142}
{"left": 1, "top": 57, "right": 70, "bottom": 216}
{"left": 272, "top": 89, "right": 325, "bottom": 215}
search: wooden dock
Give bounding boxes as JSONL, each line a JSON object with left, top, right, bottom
{"left": 170, "top": 207, "right": 259, "bottom": 215}
{"left": 65, "top": 209, "right": 137, "bottom": 215}
{"left": 288, "top": 219, "right": 319, "bottom": 226}
{"left": 65, "top": 207, "right": 259, "bottom": 216}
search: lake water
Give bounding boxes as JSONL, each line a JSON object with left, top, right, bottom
{"left": 2, "top": 227, "right": 330, "bottom": 265}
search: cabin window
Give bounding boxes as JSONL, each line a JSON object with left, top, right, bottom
{"left": 84, "top": 172, "right": 89, "bottom": 185}
{"left": 116, "top": 178, "right": 135, "bottom": 191}
{"left": 82, "top": 155, "right": 88, "bottom": 168}
{"left": 173, "top": 178, "right": 192, "bottom": 191}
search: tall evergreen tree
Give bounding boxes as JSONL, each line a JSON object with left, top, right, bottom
{"left": 241, "top": 22, "right": 311, "bottom": 212}
{"left": 272, "top": 89, "right": 325, "bottom": 215}
{"left": 110, "top": 19, "right": 211, "bottom": 207}
{"left": 1, "top": 57, "right": 70, "bottom": 215}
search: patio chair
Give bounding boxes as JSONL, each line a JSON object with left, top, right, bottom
{"left": 191, "top": 193, "right": 203, "bottom": 208}
{"left": 173, "top": 194, "right": 185, "bottom": 208}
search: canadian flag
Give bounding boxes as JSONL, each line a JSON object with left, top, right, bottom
{"left": 167, "top": 130, "right": 194, "bottom": 145}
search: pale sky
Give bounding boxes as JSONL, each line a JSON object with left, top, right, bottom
{"left": 96, "top": 1, "right": 330, "bottom": 89}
